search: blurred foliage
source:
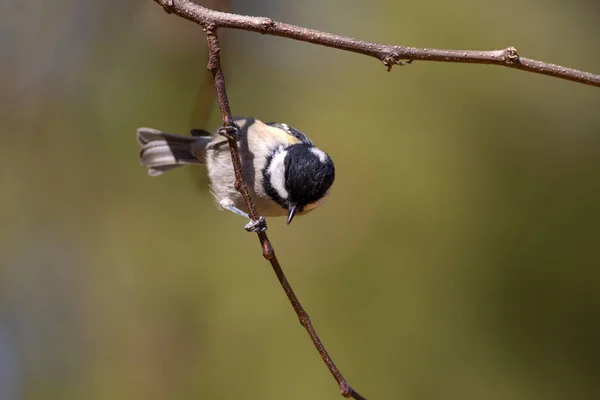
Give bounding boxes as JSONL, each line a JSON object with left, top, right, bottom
{"left": 1, "top": 0, "right": 600, "bottom": 399}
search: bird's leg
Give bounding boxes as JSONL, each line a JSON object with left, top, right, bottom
{"left": 217, "top": 123, "right": 265, "bottom": 232}
{"left": 222, "top": 205, "right": 267, "bottom": 233}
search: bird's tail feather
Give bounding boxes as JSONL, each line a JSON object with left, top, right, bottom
{"left": 137, "top": 128, "right": 210, "bottom": 176}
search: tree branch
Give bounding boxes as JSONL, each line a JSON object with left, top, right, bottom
{"left": 156, "top": 0, "right": 600, "bottom": 87}
{"left": 204, "top": 26, "right": 366, "bottom": 400}
{"left": 150, "top": 1, "right": 599, "bottom": 399}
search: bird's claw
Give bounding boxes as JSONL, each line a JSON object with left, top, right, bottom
{"left": 218, "top": 123, "right": 241, "bottom": 141}
{"left": 244, "top": 216, "right": 267, "bottom": 233}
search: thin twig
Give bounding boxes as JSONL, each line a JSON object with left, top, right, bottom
{"left": 204, "top": 27, "right": 366, "bottom": 400}
{"left": 155, "top": 0, "right": 600, "bottom": 87}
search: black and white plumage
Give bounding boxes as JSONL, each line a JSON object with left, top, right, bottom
{"left": 136, "top": 117, "right": 335, "bottom": 227}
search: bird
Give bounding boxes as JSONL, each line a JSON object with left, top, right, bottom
{"left": 136, "top": 117, "right": 335, "bottom": 232}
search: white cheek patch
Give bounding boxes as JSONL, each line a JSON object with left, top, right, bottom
{"left": 310, "top": 147, "right": 328, "bottom": 163}
{"left": 268, "top": 149, "right": 289, "bottom": 200}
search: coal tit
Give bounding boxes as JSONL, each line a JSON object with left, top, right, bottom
{"left": 136, "top": 117, "right": 335, "bottom": 231}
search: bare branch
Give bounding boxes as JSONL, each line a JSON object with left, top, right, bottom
{"left": 156, "top": 0, "right": 600, "bottom": 87}
{"left": 149, "top": 1, "right": 599, "bottom": 399}
{"left": 204, "top": 26, "right": 366, "bottom": 400}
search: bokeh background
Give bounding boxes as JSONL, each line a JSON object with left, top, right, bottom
{"left": 2, "top": 0, "right": 600, "bottom": 399}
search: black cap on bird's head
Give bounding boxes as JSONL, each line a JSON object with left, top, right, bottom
{"left": 263, "top": 143, "right": 335, "bottom": 224}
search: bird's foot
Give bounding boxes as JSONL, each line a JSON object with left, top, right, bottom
{"left": 217, "top": 123, "right": 241, "bottom": 141}
{"left": 244, "top": 216, "right": 267, "bottom": 233}
{"left": 222, "top": 204, "right": 267, "bottom": 233}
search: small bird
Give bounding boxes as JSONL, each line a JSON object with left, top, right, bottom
{"left": 136, "top": 117, "right": 335, "bottom": 231}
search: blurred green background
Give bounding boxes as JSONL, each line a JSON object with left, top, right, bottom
{"left": 1, "top": 0, "right": 600, "bottom": 399}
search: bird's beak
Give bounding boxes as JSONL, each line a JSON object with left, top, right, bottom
{"left": 287, "top": 205, "right": 298, "bottom": 225}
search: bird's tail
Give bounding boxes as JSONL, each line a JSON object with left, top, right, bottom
{"left": 136, "top": 128, "right": 211, "bottom": 176}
